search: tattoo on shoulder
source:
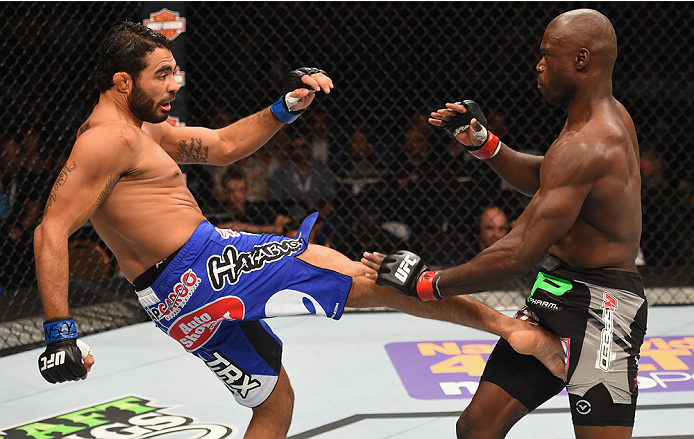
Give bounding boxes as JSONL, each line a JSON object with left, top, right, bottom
{"left": 78, "top": 120, "right": 90, "bottom": 135}
{"left": 175, "top": 137, "right": 209, "bottom": 163}
{"left": 43, "top": 161, "right": 77, "bottom": 217}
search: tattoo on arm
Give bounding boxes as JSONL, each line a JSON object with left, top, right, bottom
{"left": 43, "top": 162, "right": 77, "bottom": 217}
{"left": 96, "top": 174, "right": 119, "bottom": 208}
{"left": 174, "top": 137, "right": 209, "bottom": 163}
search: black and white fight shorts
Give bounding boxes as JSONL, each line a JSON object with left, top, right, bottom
{"left": 481, "top": 254, "right": 648, "bottom": 426}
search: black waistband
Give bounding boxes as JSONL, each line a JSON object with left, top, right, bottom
{"left": 132, "top": 246, "right": 183, "bottom": 291}
{"left": 538, "top": 254, "right": 644, "bottom": 295}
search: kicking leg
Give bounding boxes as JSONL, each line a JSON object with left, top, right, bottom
{"left": 245, "top": 366, "right": 294, "bottom": 438}
{"left": 297, "top": 244, "right": 566, "bottom": 379}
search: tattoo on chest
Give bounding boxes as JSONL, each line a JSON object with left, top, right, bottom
{"left": 43, "top": 161, "right": 77, "bottom": 217}
{"left": 175, "top": 137, "right": 209, "bottom": 163}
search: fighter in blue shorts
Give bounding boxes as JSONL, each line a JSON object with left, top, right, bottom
{"left": 133, "top": 213, "right": 352, "bottom": 408}
{"left": 34, "top": 21, "right": 565, "bottom": 439}
{"left": 367, "top": 9, "right": 646, "bottom": 439}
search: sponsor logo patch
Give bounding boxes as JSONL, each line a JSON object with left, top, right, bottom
{"left": 527, "top": 296, "right": 560, "bottom": 310}
{"left": 168, "top": 296, "right": 245, "bottom": 351}
{"left": 201, "top": 351, "right": 261, "bottom": 399}
{"left": 394, "top": 254, "right": 418, "bottom": 283}
{"left": 215, "top": 227, "right": 241, "bottom": 239}
{"left": 143, "top": 8, "right": 186, "bottom": 40}
{"left": 575, "top": 399, "right": 592, "bottom": 415}
{"left": 145, "top": 269, "right": 200, "bottom": 322}
{"left": 597, "top": 292, "right": 618, "bottom": 372}
{"left": 207, "top": 238, "right": 303, "bottom": 291}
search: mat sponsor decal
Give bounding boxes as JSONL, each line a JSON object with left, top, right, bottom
{"left": 0, "top": 395, "right": 238, "bottom": 438}
{"left": 637, "top": 336, "right": 694, "bottom": 392}
{"left": 385, "top": 336, "right": 694, "bottom": 400}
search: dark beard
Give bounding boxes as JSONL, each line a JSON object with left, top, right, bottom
{"left": 129, "top": 82, "right": 168, "bottom": 123}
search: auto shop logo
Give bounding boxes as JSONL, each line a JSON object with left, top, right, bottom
{"left": 0, "top": 395, "right": 238, "bottom": 438}
{"left": 168, "top": 296, "right": 245, "bottom": 351}
{"left": 143, "top": 9, "right": 186, "bottom": 40}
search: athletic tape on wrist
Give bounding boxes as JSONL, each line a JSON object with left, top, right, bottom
{"left": 76, "top": 339, "right": 93, "bottom": 359}
{"left": 469, "top": 131, "right": 501, "bottom": 160}
{"left": 270, "top": 94, "right": 301, "bottom": 124}
{"left": 416, "top": 270, "right": 443, "bottom": 301}
{"left": 44, "top": 318, "right": 78, "bottom": 344}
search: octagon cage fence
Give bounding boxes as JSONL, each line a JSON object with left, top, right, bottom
{"left": 1, "top": 2, "right": 692, "bottom": 355}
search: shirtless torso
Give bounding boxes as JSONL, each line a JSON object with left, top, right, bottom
{"left": 34, "top": 45, "right": 313, "bottom": 320}
{"left": 532, "top": 98, "right": 641, "bottom": 272}
{"left": 77, "top": 116, "right": 205, "bottom": 281}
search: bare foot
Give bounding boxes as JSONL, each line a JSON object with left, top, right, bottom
{"left": 507, "top": 321, "right": 566, "bottom": 380}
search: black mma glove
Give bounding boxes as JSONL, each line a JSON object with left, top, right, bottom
{"left": 271, "top": 67, "right": 326, "bottom": 124}
{"left": 440, "top": 99, "right": 501, "bottom": 160}
{"left": 38, "top": 318, "right": 91, "bottom": 383}
{"left": 376, "top": 250, "right": 444, "bottom": 301}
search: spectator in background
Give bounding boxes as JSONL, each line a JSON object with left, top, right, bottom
{"left": 321, "top": 124, "right": 396, "bottom": 251}
{"left": 459, "top": 206, "right": 511, "bottom": 262}
{"left": 0, "top": 136, "right": 47, "bottom": 288}
{"left": 380, "top": 122, "right": 444, "bottom": 258}
{"left": 639, "top": 144, "right": 669, "bottom": 264}
{"left": 308, "top": 108, "right": 330, "bottom": 165}
{"left": 409, "top": 113, "right": 434, "bottom": 141}
{"left": 214, "top": 129, "right": 291, "bottom": 207}
{"left": 478, "top": 206, "right": 510, "bottom": 251}
{"left": 212, "top": 167, "right": 292, "bottom": 235}
{"left": 326, "top": 199, "right": 405, "bottom": 261}
{"left": 0, "top": 139, "right": 22, "bottom": 224}
{"left": 241, "top": 130, "right": 291, "bottom": 202}
{"left": 339, "top": 125, "right": 384, "bottom": 193}
{"left": 268, "top": 134, "right": 336, "bottom": 222}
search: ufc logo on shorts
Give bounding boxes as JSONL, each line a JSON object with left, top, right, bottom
{"left": 203, "top": 351, "right": 261, "bottom": 399}
{"left": 395, "top": 255, "right": 418, "bottom": 283}
{"left": 40, "top": 351, "right": 66, "bottom": 371}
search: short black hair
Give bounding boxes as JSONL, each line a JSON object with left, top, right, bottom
{"left": 93, "top": 21, "right": 175, "bottom": 92}
{"left": 222, "top": 166, "right": 247, "bottom": 184}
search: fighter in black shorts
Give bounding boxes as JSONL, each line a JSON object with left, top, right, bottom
{"left": 483, "top": 254, "right": 647, "bottom": 426}
{"left": 364, "top": 8, "right": 645, "bottom": 439}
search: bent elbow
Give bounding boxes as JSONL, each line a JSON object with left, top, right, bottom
{"left": 33, "top": 220, "right": 68, "bottom": 253}
{"left": 33, "top": 222, "right": 46, "bottom": 250}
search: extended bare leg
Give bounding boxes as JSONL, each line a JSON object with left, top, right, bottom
{"left": 297, "top": 245, "right": 566, "bottom": 379}
{"left": 245, "top": 366, "right": 294, "bottom": 439}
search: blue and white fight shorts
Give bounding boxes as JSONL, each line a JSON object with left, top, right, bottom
{"left": 134, "top": 213, "right": 352, "bottom": 407}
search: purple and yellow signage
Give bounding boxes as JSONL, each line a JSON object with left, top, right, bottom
{"left": 385, "top": 336, "right": 694, "bottom": 400}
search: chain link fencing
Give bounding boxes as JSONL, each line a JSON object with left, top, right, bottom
{"left": 1, "top": 2, "right": 692, "bottom": 355}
